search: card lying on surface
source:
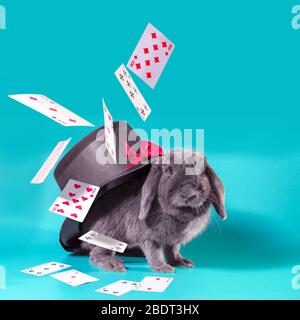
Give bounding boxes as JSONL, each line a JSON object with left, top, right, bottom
{"left": 21, "top": 262, "right": 71, "bottom": 277}
{"left": 96, "top": 280, "right": 139, "bottom": 296}
{"left": 9, "top": 94, "right": 94, "bottom": 127}
{"left": 51, "top": 269, "right": 99, "bottom": 287}
{"left": 134, "top": 276, "right": 173, "bottom": 292}
{"left": 102, "top": 98, "right": 117, "bottom": 163}
{"left": 115, "top": 64, "right": 151, "bottom": 121}
{"left": 127, "top": 23, "right": 175, "bottom": 89}
{"left": 49, "top": 179, "right": 100, "bottom": 222}
{"left": 79, "top": 230, "right": 127, "bottom": 253}
{"left": 31, "top": 138, "right": 71, "bottom": 184}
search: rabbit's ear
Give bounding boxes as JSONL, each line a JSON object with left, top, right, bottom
{"left": 139, "top": 165, "right": 162, "bottom": 220}
{"left": 205, "top": 161, "right": 227, "bottom": 220}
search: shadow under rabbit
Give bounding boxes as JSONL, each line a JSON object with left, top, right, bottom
{"left": 68, "top": 209, "right": 300, "bottom": 272}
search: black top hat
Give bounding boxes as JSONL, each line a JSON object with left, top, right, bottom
{"left": 54, "top": 121, "right": 163, "bottom": 253}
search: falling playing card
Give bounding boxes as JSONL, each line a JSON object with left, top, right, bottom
{"left": 127, "top": 23, "right": 175, "bottom": 89}
{"left": 79, "top": 230, "right": 127, "bottom": 253}
{"left": 115, "top": 64, "right": 151, "bottom": 121}
{"left": 51, "top": 269, "right": 99, "bottom": 287}
{"left": 9, "top": 94, "right": 94, "bottom": 127}
{"left": 134, "top": 276, "right": 173, "bottom": 292}
{"left": 31, "top": 138, "right": 71, "bottom": 184}
{"left": 49, "top": 179, "right": 100, "bottom": 222}
{"left": 21, "top": 262, "right": 71, "bottom": 277}
{"left": 96, "top": 280, "right": 139, "bottom": 296}
{"left": 102, "top": 98, "right": 117, "bottom": 163}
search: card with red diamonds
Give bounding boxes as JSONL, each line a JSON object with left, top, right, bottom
{"left": 9, "top": 94, "right": 94, "bottom": 127}
{"left": 127, "top": 23, "right": 175, "bottom": 89}
{"left": 49, "top": 179, "right": 100, "bottom": 222}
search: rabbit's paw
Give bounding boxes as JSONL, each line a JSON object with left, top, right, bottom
{"left": 173, "top": 257, "right": 194, "bottom": 268}
{"left": 90, "top": 255, "right": 127, "bottom": 272}
{"left": 151, "top": 263, "right": 175, "bottom": 273}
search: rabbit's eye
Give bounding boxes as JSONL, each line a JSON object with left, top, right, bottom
{"left": 166, "top": 166, "right": 173, "bottom": 175}
{"left": 197, "top": 185, "right": 203, "bottom": 191}
{"left": 183, "top": 183, "right": 194, "bottom": 189}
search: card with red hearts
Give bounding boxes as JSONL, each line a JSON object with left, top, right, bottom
{"left": 49, "top": 179, "right": 100, "bottom": 222}
{"left": 127, "top": 23, "right": 175, "bottom": 89}
{"left": 51, "top": 269, "right": 99, "bottom": 287}
{"left": 9, "top": 94, "right": 94, "bottom": 127}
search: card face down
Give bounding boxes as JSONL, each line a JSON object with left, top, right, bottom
{"left": 9, "top": 94, "right": 94, "bottom": 127}
{"left": 79, "top": 230, "right": 127, "bottom": 253}
{"left": 21, "top": 262, "right": 71, "bottom": 277}
{"left": 51, "top": 269, "right": 99, "bottom": 287}
{"left": 115, "top": 64, "right": 151, "bottom": 121}
{"left": 49, "top": 179, "right": 100, "bottom": 222}
{"left": 127, "top": 23, "right": 175, "bottom": 89}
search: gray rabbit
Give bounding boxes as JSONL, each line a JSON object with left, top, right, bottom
{"left": 79, "top": 150, "right": 226, "bottom": 273}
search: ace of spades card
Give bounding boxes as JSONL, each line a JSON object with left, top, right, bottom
{"left": 49, "top": 179, "right": 100, "bottom": 222}
{"left": 127, "top": 23, "right": 175, "bottom": 89}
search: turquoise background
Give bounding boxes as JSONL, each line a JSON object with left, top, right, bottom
{"left": 0, "top": 0, "right": 300, "bottom": 299}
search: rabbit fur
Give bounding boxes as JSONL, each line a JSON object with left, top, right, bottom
{"left": 79, "top": 150, "right": 226, "bottom": 273}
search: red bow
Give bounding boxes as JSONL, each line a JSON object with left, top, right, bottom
{"left": 125, "top": 140, "right": 164, "bottom": 168}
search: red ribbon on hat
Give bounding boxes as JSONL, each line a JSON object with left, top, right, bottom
{"left": 125, "top": 140, "right": 164, "bottom": 168}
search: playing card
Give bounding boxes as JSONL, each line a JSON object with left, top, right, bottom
{"left": 96, "top": 280, "right": 139, "bottom": 296}
{"left": 127, "top": 23, "right": 175, "bottom": 89}
{"left": 51, "top": 269, "right": 99, "bottom": 287}
{"left": 115, "top": 64, "right": 151, "bottom": 121}
{"left": 9, "top": 94, "right": 94, "bottom": 127}
{"left": 102, "top": 98, "right": 117, "bottom": 163}
{"left": 21, "top": 262, "right": 71, "bottom": 277}
{"left": 49, "top": 179, "right": 100, "bottom": 222}
{"left": 31, "top": 138, "right": 71, "bottom": 184}
{"left": 134, "top": 276, "right": 173, "bottom": 292}
{"left": 79, "top": 230, "right": 127, "bottom": 253}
